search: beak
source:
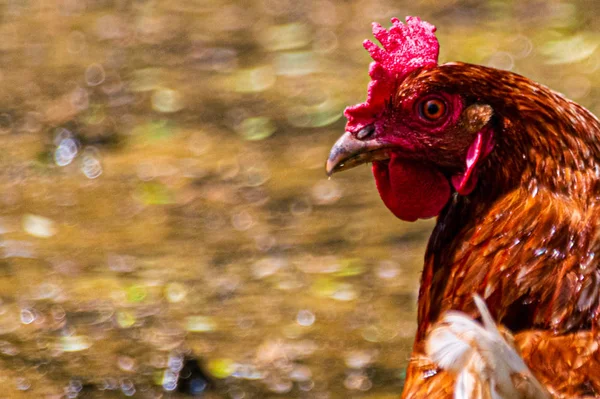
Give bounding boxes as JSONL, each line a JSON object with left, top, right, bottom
{"left": 326, "top": 131, "right": 391, "bottom": 176}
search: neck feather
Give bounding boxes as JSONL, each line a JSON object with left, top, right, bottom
{"left": 418, "top": 65, "right": 600, "bottom": 338}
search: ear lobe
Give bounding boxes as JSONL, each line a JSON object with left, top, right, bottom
{"left": 451, "top": 127, "right": 494, "bottom": 195}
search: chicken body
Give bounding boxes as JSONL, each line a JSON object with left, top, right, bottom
{"left": 326, "top": 18, "right": 600, "bottom": 399}
{"left": 403, "top": 63, "right": 600, "bottom": 399}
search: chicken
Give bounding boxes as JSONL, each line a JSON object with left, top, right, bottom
{"left": 325, "top": 17, "right": 600, "bottom": 398}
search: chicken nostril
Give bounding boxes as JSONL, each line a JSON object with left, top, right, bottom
{"left": 356, "top": 125, "right": 374, "bottom": 140}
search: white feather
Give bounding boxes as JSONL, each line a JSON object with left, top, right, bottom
{"left": 427, "top": 325, "right": 473, "bottom": 372}
{"left": 455, "top": 368, "right": 477, "bottom": 399}
{"left": 425, "top": 295, "right": 550, "bottom": 399}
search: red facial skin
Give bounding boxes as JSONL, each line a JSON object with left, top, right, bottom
{"left": 343, "top": 18, "right": 494, "bottom": 221}
{"left": 368, "top": 90, "right": 463, "bottom": 221}
{"left": 360, "top": 84, "right": 494, "bottom": 221}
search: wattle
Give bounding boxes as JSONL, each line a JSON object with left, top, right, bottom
{"left": 372, "top": 154, "right": 451, "bottom": 221}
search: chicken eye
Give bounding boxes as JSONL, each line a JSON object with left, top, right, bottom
{"left": 420, "top": 98, "right": 447, "bottom": 121}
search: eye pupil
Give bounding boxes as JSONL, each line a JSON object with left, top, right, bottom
{"left": 421, "top": 98, "right": 446, "bottom": 120}
{"left": 427, "top": 102, "right": 439, "bottom": 116}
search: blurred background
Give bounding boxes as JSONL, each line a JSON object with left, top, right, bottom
{"left": 0, "top": 0, "right": 597, "bottom": 398}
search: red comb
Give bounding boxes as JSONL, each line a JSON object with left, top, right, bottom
{"left": 344, "top": 17, "right": 439, "bottom": 132}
